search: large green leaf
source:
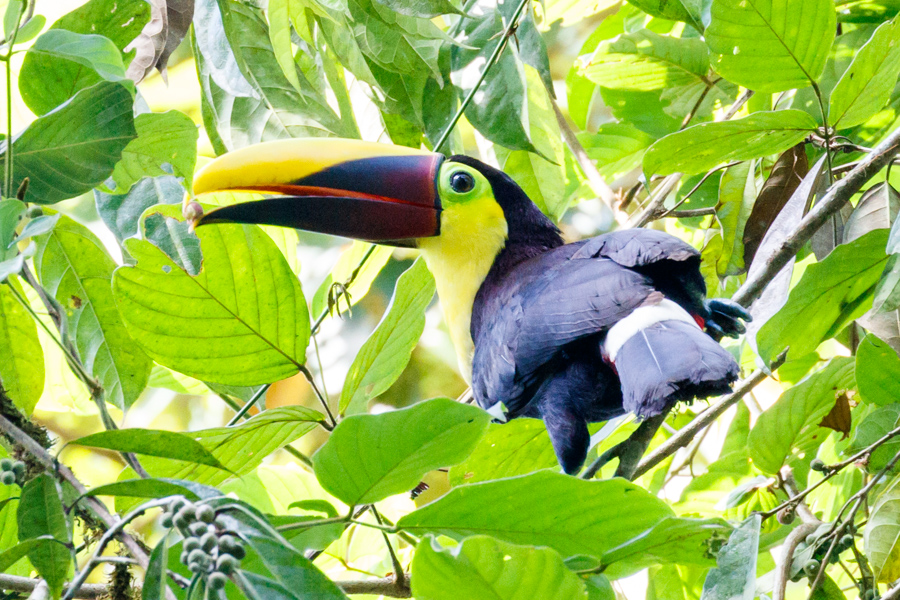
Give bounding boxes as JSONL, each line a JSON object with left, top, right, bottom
{"left": 143, "top": 537, "right": 170, "bottom": 600}
{"left": 856, "top": 334, "right": 900, "bottom": 405}
{"left": 758, "top": 230, "right": 890, "bottom": 363}
{"left": 449, "top": 418, "right": 559, "bottom": 486}
{"left": 710, "top": 161, "right": 757, "bottom": 277}
{"left": 830, "top": 19, "right": 900, "bottom": 129}
{"left": 643, "top": 110, "right": 818, "bottom": 176}
{"left": 34, "top": 214, "right": 151, "bottom": 409}
{"left": 4, "top": 81, "right": 137, "bottom": 205}
{"left": 865, "top": 478, "right": 900, "bottom": 582}
{"left": 18, "top": 0, "right": 148, "bottom": 114}
{"left": 214, "top": 0, "right": 345, "bottom": 137}
{"left": 705, "top": 0, "right": 836, "bottom": 92}
{"left": 580, "top": 30, "right": 708, "bottom": 92}
{"left": 26, "top": 30, "right": 126, "bottom": 83}
{"left": 412, "top": 535, "right": 586, "bottom": 600}
{"left": 243, "top": 535, "right": 349, "bottom": 599}
{"left": 119, "top": 407, "right": 324, "bottom": 500}
{"left": 73, "top": 429, "right": 227, "bottom": 470}
{"left": 95, "top": 175, "right": 185, "bottom": 244}
{"left": 339, "top": 258, "right": 435, "bottom": 415}
{"left": 17, "top": 474, "right": 72, "bottom": 598}
{"left": 0, "top": 278, "right": 43, "bottom": 414}
{"left": 109, "top": 110, "right": 198, "bottom": 194}
{"left": 398, "top": 471, "right": 675, "bottom": 562}
{"left": 113, "top": 222, "right": 310, "bottom": 386}
{"left": 748, "top": 358, "right": 855, "bottom": 475}
{"left": 700, "top": 516, "right": 761, "bottom": 600}
{"left": 313, "top": 397, "right": 490, "bottom": 505}
{"left": 600, "top": 517, "right": 728, "bottom": 579}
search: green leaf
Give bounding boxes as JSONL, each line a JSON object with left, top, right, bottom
{"left": 0, "top": 537, "right": 63, "bottom": 574}
{"left": 758, "top": 230, "right": 890, "bottom": 363}
{"left": 845, "top": 182, "right": 900, "bottom": 245}
{"left": 412, "top": 535, "right": 586, "bottom": 600}
{"left": 18, "top": 0, "right": 148, "bottom": 115}
{"left": 339, "top": 258, "right": 435, "bottom": 415}
{"left": 121, "top": 407, "right": 324, "bottom": 493}
{"left": 865, "top": 478, "right": 900, "bottom": 582}
{"left": 214, "top": 0, "right": 345, "bottom": 137}
{"left": 82, "top": 478, "right": 222, "bottom": 501}
{"left": 626, "top": 0, "right": 701, "bottom": 25}
{"left": 494, "top": 65, "right": 568, "bottom": 220}
{"left": 450, "top": 2, "right": 536, "bottom": 153}
{"left": 705, "top": 0, "right": 836, "bottom": 92}
{"left": 95, "top": 175, "right": 185, "bottom": 244}
{"left": 830, "top": 19, "right": 900, "bottom": 129}
{"left": 449, "top": 418, "right": 560, "bottom": 486}
{"left": 398, "top": 471, "right": 675, "bottom": 562}
{"left": 3, "top": 0, "right": 23, "bottom": 42}
{"left": 28, "top": 30, "right": 127, "bottom": 82}
{"left": 113, "top": 222, "right": 310, "bottom": 386}
{"left": 643, "top": 110, "right": 818, "bottom": 176}
{"left": 17, "top": 474, "right": 72, "bottom": 598}
{"left": 748, "top": 358, "right": 855, "bottom": 475}
{"left": 600, "top": 517, "right": 728, "bottom": 579}
{"left": 700, "top": 516, "right": 761, "bottom": 600}
{"left": 138, "top": 204, "right": 203, "bottom": 276}
{"left": 856, "top": 335, "right": 900, "bottom": 405}
{"left": 0, "top": 278, "right": 43, "bottom": 414}
{"left": 34, "top": 213, "right": 152, "bottom": 409}
{"left": 109, "top": 110, "right": 198, "bottom": 194}
{"left": 73, "top": 429, "right": 228, "bottom": 470}
{"left": 143, "top": 536, "right": 170, "bottom": 600}
{"left": 4, "top": 81, "right": 137, "bottom": 205}
{"left": 313, "top": 397, "right": 489, "bottom": 505}
{"left": 579, "top": 29, "right": 708, "bottom": 92}
{"left": 0, "top": 199, "right": 25, "bottom": 261}
{"left": 373, "top": 0, "right": 463, "bottom": 18}
{"left": 711, "top": 161, "right": 757, "bottom": 277}
{"left": 578, "top": 124, "right": 655, "bottom": 183}
{"left": 846, "top": 404, "right": 900, "bottom": 472}
{"left": 12, "top": 14, "right": 44, "bottom": 45}
{"left": 267, "top": 0, "right": 305, "bottom": 94}
{"left": 242, "top": 535, "right": 349, "bottom": 599}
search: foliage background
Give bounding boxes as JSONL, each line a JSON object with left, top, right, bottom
{"left": 4, "top": 0, "right": 900, "bottom": 599}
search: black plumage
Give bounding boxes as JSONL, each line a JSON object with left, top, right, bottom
{"left": 460, "top": 157, "right": 745, "bottom": 474}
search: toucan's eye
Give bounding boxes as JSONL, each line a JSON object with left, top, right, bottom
{"left": 449, "top": 171, "right": 475, "bottom": 193}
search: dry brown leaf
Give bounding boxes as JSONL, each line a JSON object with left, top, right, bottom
{"left": 819, "top": 391, "right": 853, "bottom": 439}
{"left": 125, "top": 0, "right": 168, "bottom": 83}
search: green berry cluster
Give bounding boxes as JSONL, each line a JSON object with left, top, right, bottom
{"left": 0, "top": 458, "right": 25, "bottom": 486}
{"left": 791, "top": 529, "right": 856, "bottom": 582}
{"left": 160, "top": 499, "right": 245, "bottom": 591}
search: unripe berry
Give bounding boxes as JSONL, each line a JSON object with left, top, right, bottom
{"left": 184, "top": 538, "right": 201, "bottom": 553}
{"left": 840, "top": 534, "right": 854, "bottom": 549}
{"left": 24, "top": 206, "right": 43, "bottom": 219}
{"left": 864, "top": 590, "right": 875, "bottom": 600}
{"left": 183, "top": 201, "right": 204, "bottom": 223}
{"left": 776, "top": 507, "right": 795, "bottom": 525}
{"left": 11, "top": 462, "right": 24, "bottom": 477}
{"left": 160, "top": 513, "right": 174, "bottom": 529}
{"left": 180, "top": 550, "right": 189, "bottom": 564}
{"left": 201, "top": 532, "right": 218, "bottom": 552}
{"left": 216, "top": 554, "right": 239, "bottom": 575}
{"left": 804, "top": 559, "right": 820, "bottom": 576}
{"left": 189, "top": 522, "right": 208, "bottom": 537}
{"left": 197, "top": 505, "right": 215, "bottom": 523}
{"left": 208, "top": 572, "right": 228, "bottom": 591}
{"left": 1, "top": 472, "right": 16, "bottom": 486}
{"left": 810, "top": 458, "right": 827, "bottom": 472}
{"left": 219, "top": 536, "right": 245, "bottom": 560}
{"left": 170, "top": 498, "right": 188, "bottom": 513}
{"left": 0, "top": 459, "right": 12, "bottom": 472}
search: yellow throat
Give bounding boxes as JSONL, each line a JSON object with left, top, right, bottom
{"left": 418, "top": 195, "right": 508, "bottom": 383}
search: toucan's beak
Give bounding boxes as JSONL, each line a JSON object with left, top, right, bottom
{"left": 192, "top": 139, "right": 444, "bottom": 246}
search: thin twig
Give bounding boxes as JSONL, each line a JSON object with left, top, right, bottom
{"left": 372, "top": 507, "right": 409, "bottom": 594}
{"left": 0, "top": 575, "right": 107, "bottom": 600}
{"left": 62, "top": 499, "right": 172, "bottom": 600}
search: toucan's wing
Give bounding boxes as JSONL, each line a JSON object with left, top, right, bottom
{"left": 573, "top": 228, "right": 700, "bottom": 266}
{"left": 471, "top": 245, "right": 655, "bottom": 415}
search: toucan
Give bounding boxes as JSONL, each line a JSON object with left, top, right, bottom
{"left": 191, "top": 139, "right": 750, "bottom": 474}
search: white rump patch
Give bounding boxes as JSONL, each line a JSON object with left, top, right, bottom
{"left": 485, "top": 401, "right": 509, "bottom": 422}
{"left": 602, "top": 298, "right": 700, "bottom": 362}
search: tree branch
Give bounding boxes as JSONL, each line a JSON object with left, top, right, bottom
{"left": 0, "top": 575, "right": 107, "bottom": 600}
{"left": 733, "top": 122, "right": 900, "bottom": 307}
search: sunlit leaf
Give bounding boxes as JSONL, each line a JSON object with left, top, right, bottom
{"left": 27, "top": 30, "right": 126, "bottom": 82}
{"left": 73, "top": 429, "right": 227, "bottom": 470}
{"left": 847, "top": 403, "right": 900, "bottom": 472}
{"left": 339, "top": 258, "right": 435, "bottom": 415}
{"left": 856, "top": 334, "right": 900, "bottom": 405}
{"left": 314, "top": 397, "right": 489, "bottom": 505}
{"left": 706, "top": 0, "right": 836, "bottom": 92}
{"left": 643, "top": 111, "right": 817, "bottom": 176}
{"left": 866, "top": 478, "right": 900, "bottom": 581}
{"left": 17, "top": 474, "right": 71, "bottom": 598}
{"left": 748, "top": 358, "right": 855, "bottom": 475}
{"left": 412, "top": 535, "right": 586, "bottom": 600}
{"left": 0, "top": 277, "right": 43, "bottom": 414}
{"left": 114, "top": 222, "right": 309, "bottom": 386}
{"left": 700, "top": 516, "right": 760, "bottom": 600}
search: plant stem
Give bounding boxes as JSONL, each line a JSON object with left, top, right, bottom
{"left": 432, "top": 0, "right": 531, "bottom": 153}
{"left": 225, "top": 384, "right": 268, "bottom": 426}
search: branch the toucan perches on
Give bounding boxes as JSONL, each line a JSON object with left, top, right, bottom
{"left": 191, "top": 139, "right": 750, "bottom": 474}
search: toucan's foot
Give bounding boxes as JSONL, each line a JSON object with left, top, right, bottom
{"left": 704, "top": 298, "right": 751, "bottom": 340}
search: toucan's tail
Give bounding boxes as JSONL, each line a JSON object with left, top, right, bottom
{"left": 604, "top": 298, "right": 739, "bottom": 417}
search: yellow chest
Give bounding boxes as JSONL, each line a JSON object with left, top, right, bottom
{"left": 418, "top": 196, "right": 508, "bottom": 383}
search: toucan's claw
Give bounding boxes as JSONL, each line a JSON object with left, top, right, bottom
{"left": 704, "top": 299, "right": 750, "bottom": 340}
